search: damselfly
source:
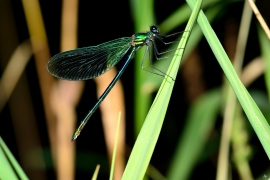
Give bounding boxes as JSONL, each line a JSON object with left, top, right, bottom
{"left": 47, "top": 26, "right": 182, "bottom": 140}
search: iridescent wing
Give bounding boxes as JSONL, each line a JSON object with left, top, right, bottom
{"left": 47, "top": 37, "right": 131, "bottom": 80}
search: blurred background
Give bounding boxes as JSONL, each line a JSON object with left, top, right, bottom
{"left": 0, "top": 0, "right": 270, "bottom": 179}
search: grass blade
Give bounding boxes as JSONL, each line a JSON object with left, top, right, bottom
{"left": 0, "top": 137, "right": 28, "bottom": 180}
{"left": 122, "top": 0, "right": 203, "bottom": 179}
{"left": 186, "top": 0, "right": 270, "bottom": 158}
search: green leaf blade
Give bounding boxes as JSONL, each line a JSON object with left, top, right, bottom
{"left": 186, "top": 0, "right": 270, "bottom": 158}
{"left": 122, "top": 0, "right": 203, "bottom": 179}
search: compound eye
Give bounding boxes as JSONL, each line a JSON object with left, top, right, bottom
{"left": 150, "top": 25, "right": 159, "bottom": 34}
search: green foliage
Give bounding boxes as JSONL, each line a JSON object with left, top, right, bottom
{"left": 0, "top": 137, "right": 28, "bottom": 180}
{"left": 122, "top": 1, "right": 202, "bottom": 179}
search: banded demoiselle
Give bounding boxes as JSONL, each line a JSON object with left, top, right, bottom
{"left": 47, "top": 26, "right": 180, "bottom": 140}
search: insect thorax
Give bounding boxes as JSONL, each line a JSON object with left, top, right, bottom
{"left": 131, "top": 33, "right": 149, "bottom": 47}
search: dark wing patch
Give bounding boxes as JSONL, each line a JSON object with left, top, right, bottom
{"left": 47, "top": 37, "right": 131, "bottom": 80}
